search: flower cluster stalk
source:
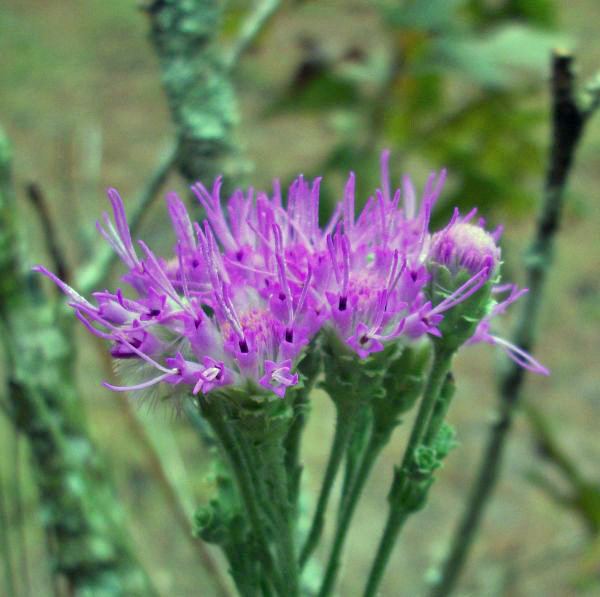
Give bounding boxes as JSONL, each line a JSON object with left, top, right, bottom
{"left": 199, "top": 393, "right": 299, "bottom": 596}
{"left": 363, "top": 348, "right": 455, "bottom": 597}
{"left": 317, "top": 344, "right": 431, "bottom": 596}
{"left": 299, "top": 396, "right": 361, "bottom": 569}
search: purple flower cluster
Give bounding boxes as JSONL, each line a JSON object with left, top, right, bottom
{"left": 35, "top": 152, "right": 547, "bottom": 399}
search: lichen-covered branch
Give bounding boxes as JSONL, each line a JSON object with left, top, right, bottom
{"left": 0, "top": 127, "right": 156, "bottom": 596}
{"left": 430, "top": 50, "right": 600, "bottom": 597}
{"left": 144, "top": 0, "right": 242, "bottom": 189}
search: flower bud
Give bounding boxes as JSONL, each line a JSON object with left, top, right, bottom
{"left": 426, "top": 221, "right": 501, "bottom": 352}
{"left": 430, "top": 222, "right": 501, "bottom": 277}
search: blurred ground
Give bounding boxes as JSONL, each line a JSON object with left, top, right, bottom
{"left": 1, "top": 1, "right": 599, "bottom": 596}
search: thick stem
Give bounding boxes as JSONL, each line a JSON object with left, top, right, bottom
{"left": 261, "top": 443, "right": 299, "bottom": 597}
{"left": 200, "top": 398, "right": 283, "bottom": 595}
{"left": 284, "top": 388, "right": 310, "bottom": 508}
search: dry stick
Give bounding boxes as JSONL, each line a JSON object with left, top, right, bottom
{"left": 25, "top": 183, "right": 70, "bottom": 283}
{"left": 430, "top": 50, "right": 600, "bottom": 597}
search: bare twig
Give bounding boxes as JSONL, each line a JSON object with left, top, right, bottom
{"left": 26, "top": 182, "right": 71, "bottom": 283}
{"left": 77, "top": 143, "right": 178, "bottom": 294}
{"left": 430, "top": 50, "right": 599, "bottom": 597}
{"left": 225, "top": 0, "right": 281, "bottom": 71}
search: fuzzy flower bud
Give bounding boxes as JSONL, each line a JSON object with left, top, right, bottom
{"left": 430, "top": 221, "right": 501, "bottom": 276}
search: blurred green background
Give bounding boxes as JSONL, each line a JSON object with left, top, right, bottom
{"left": 1, "top": 0, "right": 599, "bottom": 595}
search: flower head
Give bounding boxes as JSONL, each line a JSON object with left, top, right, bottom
{"left": 34, "top": 151, "right": 547, "bottom": 403}
{"left": 430, "top": 216, "right": 502, "bottom": 277}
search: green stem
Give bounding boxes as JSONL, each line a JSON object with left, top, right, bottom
{"left": 363, "top": 348, "right": 453, "bottom": 597}
{"left": 284, "top": 343, "right": 321, "bottom": 513}
{"left": 299, "top": 407, "right": 357, "bottom": 569}
{"left": 364, "top": 502, "right": 411, "bottom": 597}
{"left": 200, "top": 398, "right": 283, "bottom": 595}
{"left": 423, "top": 372, "right": 456, "bottom": 446}
{"left": 318, "top": 430, "right": 384, "bottom": 597}
{"left": 400, "top": 348, "right": 453, "bottom": 471}
{"left": 284, "top": 388, "right": 310, "bottom": 510}
{"left": 256, "top": 434, "right": 299, "bottom": 597}
{"left": 223, "top": 542, "right": 259, "bottom": 597}
{"left": 338, "top": 405, "right": 371, "bottom": 516}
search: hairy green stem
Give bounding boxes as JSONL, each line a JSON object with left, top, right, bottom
{"left": 363, "top": 348, "right": 453, "bottom": 597}
{"left": 199, "top": 398, "right": 283, "bottom": 595}
{"left": 284, "top": 345, "right": 321, "bottom": 515}
{"left": 284, "top": 388, "right": 310, "bottom": 507}
{"left": 258, "top": 440, "right": 299, "bottom": 597}
{"left": 423, "top": 372, "right": 456, "bottom": 446}
{"left": 0, "top": 468, "right": 16, "bottom": 597}
{"left": 299, "top": 406, "right": 358, "bottom": 569}
{"left": 338, "top": 405, "right": 371, "bottom": 516}
{"left": 318, "top": 428, "right": 383, "bottom": 597}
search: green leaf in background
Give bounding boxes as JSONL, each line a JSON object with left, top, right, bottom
{"left": 382, "top": 0, "right": 468, "bottom": 32}
{"left": 436, "top": 25, "right": 568, "bottom": 88}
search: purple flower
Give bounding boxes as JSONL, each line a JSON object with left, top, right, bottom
{"left": 34, "top": 151, "right": 547, "bottom": 402}
{"left": 35, "top": 185, "right": 321, "bottom": 398}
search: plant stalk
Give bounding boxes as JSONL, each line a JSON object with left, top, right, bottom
{"left": 363, "top": 347, "right": 453, "bottom": 597}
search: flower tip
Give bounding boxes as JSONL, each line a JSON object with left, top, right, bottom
{"left": 106, "top": 187, "right": 123, "bottom": 205}
{"left": 531, "top": 360, "right": 550, "bottom": 376}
